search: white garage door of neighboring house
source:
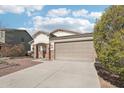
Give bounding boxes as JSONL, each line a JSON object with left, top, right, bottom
{"left": 55, "top": 40, "right": 96, "bottom": 62}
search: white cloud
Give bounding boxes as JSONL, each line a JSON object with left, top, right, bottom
{"left": 72, "top": 9, "right": 88, "bottom": 17}
{"left": 32, "top": 16, "right": 94, "bottom": 33}
{"left": 0, "top": 10, "right": 4, "bottom": 14}
{"left": 32, "top": 16, "right": 43, "bottom": 30}
{"left": 47, "top": 8, "right": 71, "bottom": 17}
{"left": 89, "top": 12, "right": 102, "bottom": 19}
{"left": 72, "top": 9, "right": 102, "bottom": 19}
{"left": 24, "top": 5, "right": 44, "bottom": 16}
{"left": 0, "top": 6, "right": 24, "bottom": 14}
{"left": 0, "top": 5, "right": 44, "bottom": 16}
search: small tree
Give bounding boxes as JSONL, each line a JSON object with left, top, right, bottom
{"left": 93, "top": 5, "right": 124, "bottom": 79}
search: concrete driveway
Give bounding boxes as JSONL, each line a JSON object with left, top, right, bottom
{"left": 0, "top": 60, "right": 100, "bottom": 88}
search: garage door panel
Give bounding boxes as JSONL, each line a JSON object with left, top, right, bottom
{"left": 55, "top": 41, "right": 96, "bottom": 61}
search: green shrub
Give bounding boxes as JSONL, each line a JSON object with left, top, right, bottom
{"left": 93, "top": 5, "right": 124, "bottom": 79}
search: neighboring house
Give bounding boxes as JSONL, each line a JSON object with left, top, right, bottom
{"left": 30, "top": 29, "right": 96, "bottom": 61}
{"left": 0, "top": 28, "right": 33, "bottom": 57}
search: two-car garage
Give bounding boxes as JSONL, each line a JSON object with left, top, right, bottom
{"left": 51, "top": 33, "right": 96, "bottom": 62}
{"left": 55, "top": 40, "right": 95, "bottom": 61}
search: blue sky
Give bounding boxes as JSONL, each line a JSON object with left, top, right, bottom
{"left": 0, "top": 5, "right": 109, "bottom": 34}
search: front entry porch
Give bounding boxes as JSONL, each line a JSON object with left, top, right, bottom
{"left": 34, "top": 43, "right": 50, "bottom": 60}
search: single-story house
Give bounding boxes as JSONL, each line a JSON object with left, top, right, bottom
{"left": 29, "top": 29, "right": 96, "bottom": 61}
{"left": 0, "top": 28, "right": 33, "bottom": 57}
{"left": 29, "top": 31, "right": 50, "bottom": 59}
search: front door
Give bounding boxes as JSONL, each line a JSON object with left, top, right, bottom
{"left": 42, "top": 45, "right": 46, "bottom": 58}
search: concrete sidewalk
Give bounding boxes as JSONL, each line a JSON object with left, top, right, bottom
{"left": 0, "top": 61, "right": 100, "bottom": 88}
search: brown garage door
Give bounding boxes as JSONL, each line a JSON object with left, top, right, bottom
{"left": 55, "top": 40, "right": 96, "bottom": 61}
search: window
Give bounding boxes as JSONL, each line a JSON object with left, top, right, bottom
{"left": 0, "top": 31, "right": 4, "bottom": 38}
{"left": 21, "top": 38, "right": 25, "bottom": 42}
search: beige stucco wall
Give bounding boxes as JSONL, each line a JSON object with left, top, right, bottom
{"left": 33, "top": 34, "right": 49, "bottom": 45}
{"left": 0, "top": 31, "right": 5, "bottom": 43}
{"left": 30, "top": 44, "right": 33, "bottom": 52}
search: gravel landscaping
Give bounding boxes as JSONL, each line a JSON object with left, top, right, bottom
{"left": 99, "top": 76, "right": 116, "bottom": 88}
{"left": 94, "top": 62, "right": 124, "bottom": 88}
{"left": 0, "top": 57, "right": 41, "bottom": 77}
